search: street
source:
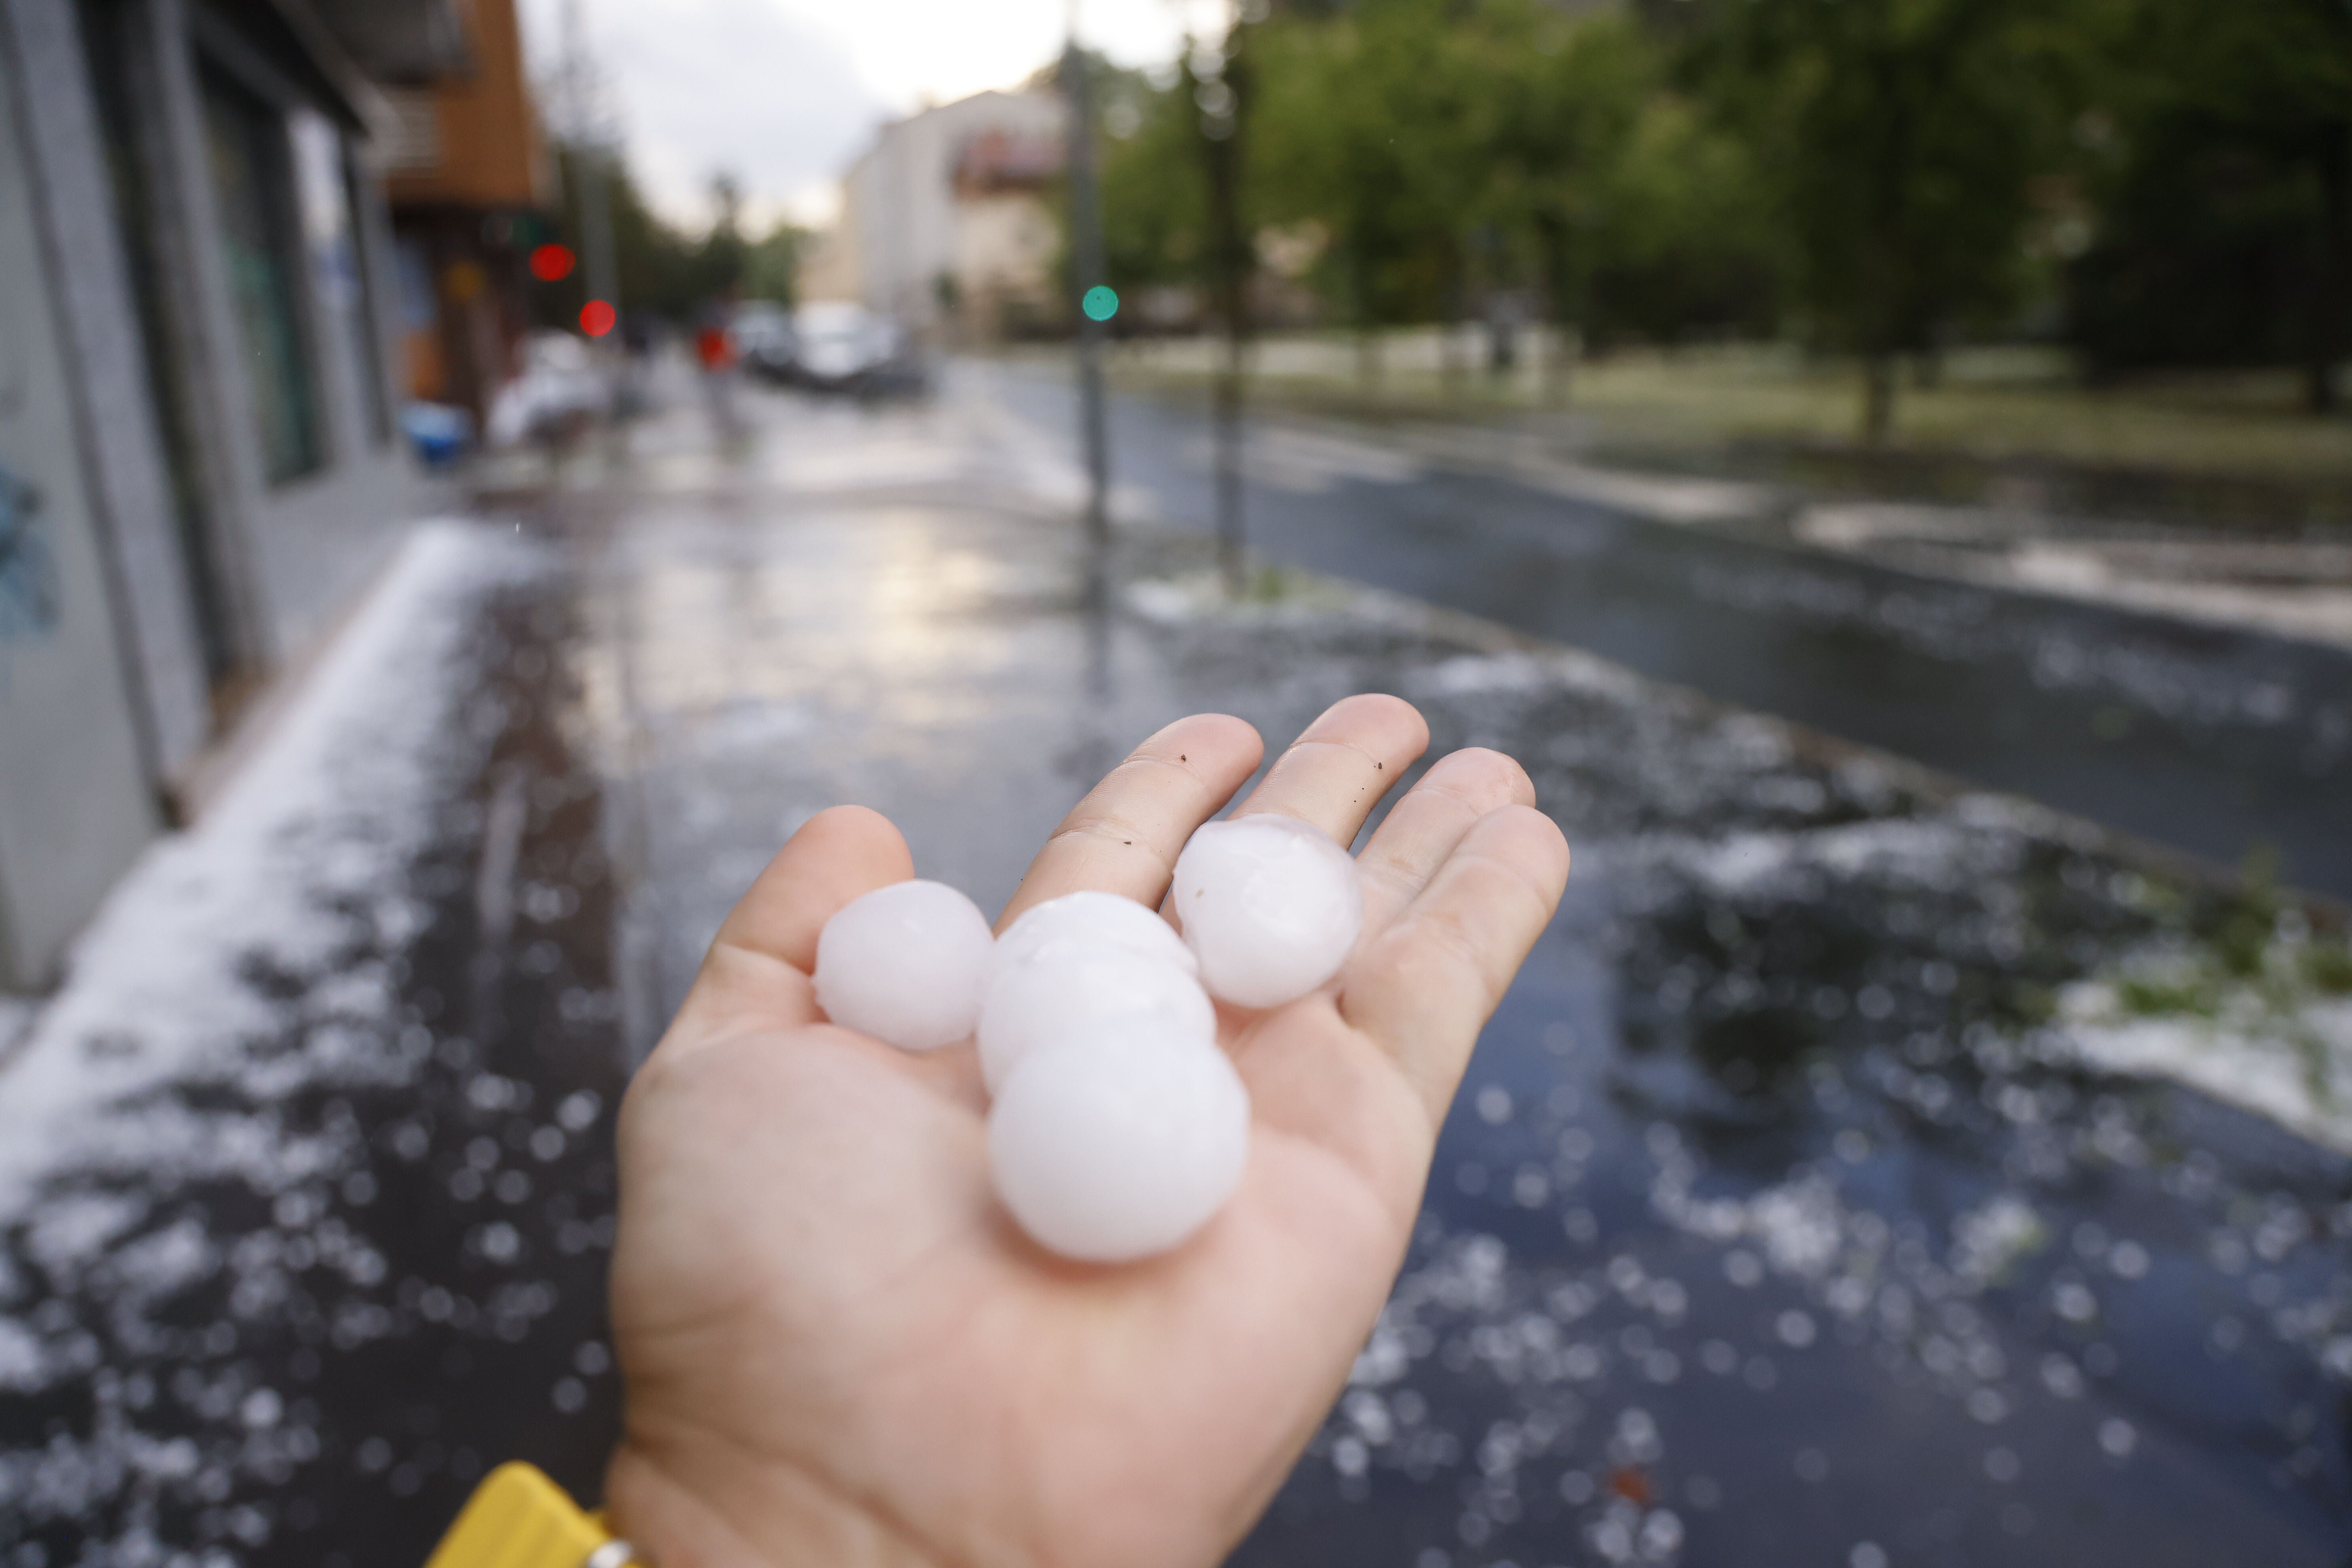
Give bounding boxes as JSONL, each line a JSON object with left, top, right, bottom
{"left": 3, "top": 364, "right": 2349, "bottom": 1568}
{"left": 9, "top": 2, "right": 2349, "bottom": 1562}
{"left": 969, "top": 361, "right": 2352, "bottom": 903}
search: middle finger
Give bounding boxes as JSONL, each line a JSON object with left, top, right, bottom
{"left": 997, "top": 712, "right": 1264, "bottom": 931}
{"left": 1231, "top": 693, "right": 1430, "bottom": 849}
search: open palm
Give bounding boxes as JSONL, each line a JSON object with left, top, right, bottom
{"left": 603, "top": 696, "right": 1570, "bottom": 1568}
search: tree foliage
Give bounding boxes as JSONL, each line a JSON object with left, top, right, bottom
{"left": 1091, "top": 0, "right": 2352, "bottom": 430}
{"left": 533, "top": 144, "right": 805, "bottom": 329}
{"left": 1698, "top": 0, "right": 2093, "bottom": 434}
{"left": 2067, "top": 0, "right": 2352, "bottom": 409}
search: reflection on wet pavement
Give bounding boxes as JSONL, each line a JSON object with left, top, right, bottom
{"left": 568, "top": 385, "right": 2350, "bottom": 1566}
{"left": 3, "top": 383, "right": 2348, "bottom": 1568}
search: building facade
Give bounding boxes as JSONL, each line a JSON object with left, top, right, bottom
{"left": 800, "top": 89, "right": 1067, "bottom": 345}
{"left": 377, "top": 0, "right": 553, "bottom": 425}
{"left": 0, "top": 0, "right": 441, "bottom": 990}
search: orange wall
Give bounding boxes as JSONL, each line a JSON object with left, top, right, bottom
{"left": 386, "top": 0, "right": 549, "bottom": 211}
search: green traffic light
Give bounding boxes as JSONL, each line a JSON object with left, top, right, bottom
{"left": 1082, "top": 286, "right": 1120, "bottom": 322}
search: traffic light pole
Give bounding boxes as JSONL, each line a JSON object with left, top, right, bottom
{"left": 1065, "top": 36, "right": 1112, "bottom": 558}
{"left": 1201, "top": 23, "right": 1250, "bottom": 599}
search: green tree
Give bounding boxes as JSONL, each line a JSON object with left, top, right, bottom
{"left": 737, "top": 223, "right": 807, "bottom": 307}
{"left": 1582, "top": 90, "right": 1787, "bottom": 351}
{"left": 1102, "top": 0, "right": 1792, "bottom": 393}
{"left": 1704, "top": 0, "right": 2084, "bottom": 441}
{"left": 1097, "top": 61, "right": 1211, "bottom": 302}
{"left": 536, "top": 145, "right": 791, "bottom": 326}
{"left": 2069, "top": 0, "right": 2352, "bottom": 411}
{"left": 1476, "top": 6, "right": 1725, "bottom": 385}
{"left": 1249, "top": 0, "right": 1490, "bottom": 378}
{"left": 695, "top": 171, "right": 748, "bottom": 302}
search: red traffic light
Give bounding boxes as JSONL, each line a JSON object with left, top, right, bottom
{"left": 579, "top": 300, "right": 617, "bottom": 337}
{"left": 530, "top": 243, "right": 577, "bottom": 282}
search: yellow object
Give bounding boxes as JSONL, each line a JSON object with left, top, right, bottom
{"left": 425, "top": 1462, "right": 636, "bottom": 1568}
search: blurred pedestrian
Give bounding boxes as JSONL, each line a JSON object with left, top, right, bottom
{"left": 613, "top": 309, "right": 655, "bottom": 420}
{"left": 692, "top": 301, "right": 741, "bottom": 446}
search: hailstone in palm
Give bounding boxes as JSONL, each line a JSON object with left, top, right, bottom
{"left": 991, "top": 889, "right": 1197, "bottom": 980}
{"left": 988, "top": 1017, "right": 1251, "bottom": 1262}
{"left": 813, "top": 879, "right": 995, "bottom": 1050}
{"left": 1171, "top": 814, "right": 1363, "bottom": 1008}
{"left": 978, "top": 940, "right": 1215, "bottom": 1091}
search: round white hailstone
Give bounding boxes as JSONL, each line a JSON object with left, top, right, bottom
{"left": 1172, "top": 814, "right": 1363, "bottom": 1009}
{"left": 978, "top": 942, "right": 1215, "bottom": 1093}
{"left": 991, "top": 890, "right": 1197, "bottom": 980}
{"left": 813, "top": 879, "right": 995, "bottom": 1051}
{"left": 989, "top": 1019, "right": 1250, "bottom": 1261}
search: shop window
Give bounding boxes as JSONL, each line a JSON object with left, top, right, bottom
{"left": 199, "top": 65, "right": 320, "bottom": 484}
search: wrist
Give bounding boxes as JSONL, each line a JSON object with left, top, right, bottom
{"left": 605, "top": 1432, "right": 946, "bottom": 1568}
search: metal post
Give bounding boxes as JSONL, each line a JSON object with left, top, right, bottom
{"left": 1064, "top": 29, "right": 1111, "bottom": 558}
{"left": 1199, "top": 15, "right": 1250, "bottom": 598}
{"left": 578, "top": 147, "right": 619, "bottom": 323}
{"left": 560, "top": 0, "right": 624, "bottom": 432}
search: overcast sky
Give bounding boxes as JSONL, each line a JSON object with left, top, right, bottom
{"left": 516, "top": 0, "right": 1221, "bottom": 232}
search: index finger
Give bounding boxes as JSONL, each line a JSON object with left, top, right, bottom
{"left": 659, "top": 803, "right": 913, "bottom": 1052}
{"left": 996, "top": 713, "right": 1263, "bottom": 931}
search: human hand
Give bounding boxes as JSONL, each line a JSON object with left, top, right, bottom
{"left": 603, "top": 695, "right": 1571, "bottom": 1568}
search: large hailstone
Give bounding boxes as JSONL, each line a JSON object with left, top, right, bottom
{"left": 991, "top": 890, "right": 1198, "bottom": 980}
{"left": 978, "top": 941, "right": 1215, "bottom": 1092}
{"left": 813, "top": 879, "right": 995, "bottom": 1051}
{"left": 989, "top": 1018, "right": 1250, "bottom": 1261}
{"left": 1172, "top": 814, "right": 1364, "bottom": 1008}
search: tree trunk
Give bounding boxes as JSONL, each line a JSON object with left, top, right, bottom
{"left": 1534, "top": 216, "right": 1576, "bottom": 409}
{"left": 1351, "top": 231, "right": 1381, "bottom": 394}
{"left": 1486, "top": 304, "right": 1518, "bottom": 379}
{"left": 1543, "top": 323, "right": 1571, "bottom": 409}
{"left": 2305, "top": 124, "right": 2348, "bottom": 415}
{"left": 1439, "top": 248, "right": 1466, "bottom": 395}
{"left": 1862, "top": 355, "right": 1897, "bottom": 445}
{"left": 1201, "top": 24, "right": 1251, "bottom": 596}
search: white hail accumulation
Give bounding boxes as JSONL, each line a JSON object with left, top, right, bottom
{"left": 808, "top": 814, "right": 1364, "bottom": 1262}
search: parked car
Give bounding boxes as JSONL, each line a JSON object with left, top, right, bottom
{"left": 729, "top": 302, "right": 797, "bottom": 382}
{"left": 786, "top": 303, "right": 924, "bottom": 396}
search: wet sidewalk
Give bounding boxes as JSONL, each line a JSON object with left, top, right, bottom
{"left": 4, "top": 384, "right": 2350, "bottom": 1567}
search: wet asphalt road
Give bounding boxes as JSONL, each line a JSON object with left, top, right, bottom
{"left": 4, "top": 373, "right": 2349, "bottom": 1568}
{"left": 576, "top": 380, "right": 2352, "bottom": 1566}
{"left": 964, "top": 362, "right": 2352, "bottom": 901}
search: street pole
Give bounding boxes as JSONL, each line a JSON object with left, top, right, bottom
{"left": 560, "top": 0, "right": 625, "bottom": 437}
{"left": 1198, "top": 11, "right": 1250, "bottom": 598}
{"left": 578, "top": 148, "right": 620, "bottom": 329}
{"left": 1064, "top": 17, "right": 1111, "bottom": 560}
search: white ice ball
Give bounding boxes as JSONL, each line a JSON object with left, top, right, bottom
{"left": 813, "top": 879, "right": 995, "bottom": 1051}
{"left": 989, "top": 1018, "right": 1250, "bottom": 1261}
{"left": 1172, "top": 814, "right": 1364, "bottom": 1009}
{"left": 978, "top": 941, "right": 1215, "bottom": 1092}
{"left": 991, "top": 890, "right": 1198, "bottom": 980}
